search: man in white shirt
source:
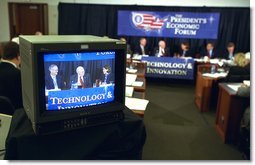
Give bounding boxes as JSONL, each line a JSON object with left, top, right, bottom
{"left": 153, "top": 40, "right": 170, "bottom": 57}
{"left": 45, "top": 64, "right": 65, "bottom": 90}
{"left": 76, "top": 66, "right": 85, "bottom": 87}
{"left": 69, "top": 66, "right": 92, "bottom": 89}
{"left": 158, "top": 41, "right": 165, "bottom": 56}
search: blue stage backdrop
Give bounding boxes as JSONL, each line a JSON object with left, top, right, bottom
{"left": 141, "top": 57, "right": 195, "bottom": 80}
{"left": 118, "top": 11, "right": 220, "bottom": 39}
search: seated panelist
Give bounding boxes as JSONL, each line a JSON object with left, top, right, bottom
{"left": 45, "top": 64, "right": 65, "bottom": 90}
{"left": 152, "top": 40, "right": 170, "bottom": 57}
{"left": 100, "top": 65, "right": 114, "bottom": 85}
{"left": 222, "top": 42, "right": 236, "bottom": 60}
{"left": 120, "top": 37, "right": 132, "bottom": 55}
{"left": 134, "top": 38, "right": 149, "bottom": 55}
{"left": 175, "top": 42, "right": 194, "bottom": 58}
{"left": 199, "top": 42, "right": 219, "bottom": 59}
{"left": 69, "top": 66, "right": 92, "bottom": 89}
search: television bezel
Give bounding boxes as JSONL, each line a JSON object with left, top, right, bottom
{"left": 33, "top": 44, "right": 126, "bottom": 123}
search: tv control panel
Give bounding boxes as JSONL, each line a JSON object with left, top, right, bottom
{"left": 36, "top": 111, "right": 124, "bottom": 135}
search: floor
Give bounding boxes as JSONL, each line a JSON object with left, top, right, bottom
{"left": 142, "top": 81, "right": 244, "bottom": 160}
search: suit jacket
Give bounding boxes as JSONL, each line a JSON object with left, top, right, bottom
{"left": 126, "top": 44, "right": 132, "bottom": 54}
{"left": 199, "top": 48, "right": 219, "bottom": 59}
{"left": 134, "top": 45, "right": 149, "bottom": 55}
{"left": 100, "top": 73, "right": 114, "bottom": 84}
{"left": 152, "top": 47, "right": 171, "bottom": 57}
{"left": 225, "top": 64, "right": 250, "bottom": 82}
{"left": 69, "top": 73, "right": 92, "bottom": 88}
{"left": 45, "top": 74, "right": 65, "bottom": 90}
{"left": 177, "top": 49, "right": 194, "bottom": 58}
{"left": 222, "top": 50, "right": 236, "bottom": 60}
{"left": 0, "top": 62, "right": 23, "bottom": 109}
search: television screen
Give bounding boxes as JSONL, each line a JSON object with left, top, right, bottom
{"left": 43, "top": 51, "right": 115, "bottom": 111}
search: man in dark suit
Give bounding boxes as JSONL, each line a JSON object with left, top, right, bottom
{"left": 100, "top": 65, "right": 114, "bottom": 85}
{"left": 0, "top": 42, "right": 22, "bottom": 110}
{"left": 45, "top": 64, "right": 65, "bottom": 90}
{"left": 152, "top": 40, "right": 171, "bottom": 57}
{"left": 222, "top": 42, "right": 236, "bottom": 60}
{"left": 0, "top": 42, "right": 8, "bottom": 59}
{"left": 175, "top": 42, "right": 194, "bottom": 58}
{"left": 69, "top": 66, "right": 92, "bottom": 89}
{"left": 120, "top": 37, "right": 132, "bottom": 55}
{"left": 200, "top": 42, "right": 219, "bottom": 59}
{"left": 134, "top": 38, "right": 149, "bottom": 55}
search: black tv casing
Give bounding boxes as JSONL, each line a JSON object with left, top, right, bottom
{"left": 19, "top": 35, "right": 127, "bottom": 135}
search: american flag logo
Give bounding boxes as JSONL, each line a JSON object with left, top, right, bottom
{"left": 132, "top": 12, "right": 167, "bottom": 31}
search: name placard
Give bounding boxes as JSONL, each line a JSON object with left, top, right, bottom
{"left": 141, "top": 57, "right": 195, "bottom": 80}
{"left": 47, "top": 85, "right": 114, "bottom": 110}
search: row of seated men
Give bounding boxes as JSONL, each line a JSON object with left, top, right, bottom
{"left": 0, "top": 41, "right": 250, "bottom": 115}
{"left": 45, "top": 64, "right": 114, "bottom": 90}
{"left": 121, "top": 37, "right": 238, "bottom": 60}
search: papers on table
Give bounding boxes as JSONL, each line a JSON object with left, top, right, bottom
{"left": 202, "top": 72, "right": 228, "bottom": 78}
{"left": 132, "top": 54, "right": 149, "bottom": 60}
{"left": 209, "top": 59, "right": 219, "bottom": 64}
{"left": 126, "top": 74, "right": 137, "bottom": 86}
{"left": 132, "top": 55, "right": 142, "bottom": 60}
{"left": 125, "top": 97, "right": 149, "bottom": 111}
{"left": 126, "top": 74, "right": 143, "bottom": 87}
{"left": 131, "top": 81, "right": 143, "bottom": 87}
{"left": 125, "top": 86, "right": 134, "bottom": 97}
{"left": 128, "top": 69, "right": 138, "bottom": 73}
{"left": 126, "top": 68, "right": 138, "bottom": 73}
{"left": 224, "top": 60, "right": 235, "bottom": 66}
{"left": 194, "top": 58, "right": 204, "bottom": 62}
{"left": 126, "top": 54, "right": 131, "bottom": 59}
{"left": 243, "top": 80, "right": 250, "bottom": 86}
{"left": 181, "top": 57, "right": 192, "bottom": 59}
{"left": 193, "top": 58, "right": 227, "bottom": 67}
{"left": 209, "top": 59, "right": 224, "bottom": 67}
{"left": 45, "top": 88, "right": 61, "bottom": 96}
{"left": 227, "top": 84, "right": 241, "bottom": 92}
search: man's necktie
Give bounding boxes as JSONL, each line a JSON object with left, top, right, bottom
{"left": 80, "top": 76, "right": 85, "bottom": 88}
{"left": 183, "top": 51, "right": 186, "bottom": 57}
{"left": 161, "top": 49, "right": 164, "bottom": 55}
{"left": 141, "top": 47, "right": 145, "bottom": 55}
{"left": 229, "top": 53, "right": 233, "bottom": 60}
{"left": 53, "top": 77, "right": 58, "bottom": 89}
{"left": 209, "top": 50, "right": 212, "bottom": 58}
{"left": 104, "top": 74, "right": 108, "bottom": 83}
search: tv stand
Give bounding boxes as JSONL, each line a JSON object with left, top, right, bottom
{"left": 4, "top": 107, "right": 146, "bottom": 160}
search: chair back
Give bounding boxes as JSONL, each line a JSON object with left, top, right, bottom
{"left": 0, "top": 113, "right": 12, "bottom": 153}
{"left": 0, "top": 96, "right": 15, "bottom": 115}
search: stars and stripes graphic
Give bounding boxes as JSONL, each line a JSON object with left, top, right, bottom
{"left": 132, "top": 12, "right": 167, "bottom": 31}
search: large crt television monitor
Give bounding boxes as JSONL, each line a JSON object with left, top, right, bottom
{"left": 19, "top": 35, "right": 126, "bottom": 135}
